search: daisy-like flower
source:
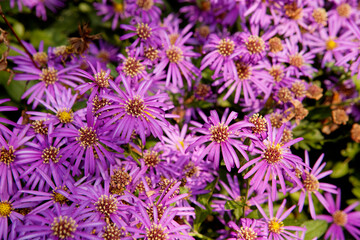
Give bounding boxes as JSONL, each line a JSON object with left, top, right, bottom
{"left": 256, "top": 197, "right": 306, "bottom": 239}
{"left": 201, "top": 34, "right": 241, "bottom": 82}
{"left": 318, "top": 190, "right": 360, "bottom": 240}
{"left": 0, "top": 193, "right": 35, "bottom": 240}
{"left": 186, "top": 109, "right": 255, "bottom": 171}
{"left": 120, "top": 20, "right": 163, "bottom": 51}
{"left": 9, "top": 40, "right": 49, "bottom": 68}
{"left": 0, "top": 124, "right": 33, "bottom": 196}
{"left": 125, "top": 195, "right": 194, "bottom": 239}
{"left": 291, "top": 151, "right": 337, "bottom": 219}
{"left": 27, "top": 87, "right": 83, "bottom": 128}
{"left": 13, "top": 64, "right": 83, "bottom": 108}
{"left": 213, "top": 60, "right": 272, "bottom": 105}
{"left": 228, "top": 218, "right": 268, "bottom": 240}
{"left": 17, "top": 202, "right": 105, "bottom": 240}
{"left": 153, "top": 33, "right": 200, "bottom": 89}
{"left": 278, "top": 38, "right": 316, "bottom": 78}
{"left": 99, "top": 78, "right": 172, "bottom": 145}
{"left": 24, "top": 0, "right": 65, "bottom": 21}
{"left": 16, "top": 125, "right": 69, "bottom": 191}
{"left": 126, "top": 0, "right": 162, "bottom": 23}
{"left": 53, "top": 107, "right": 123, "bottom": 176}
{"left": 74, "top": 61, "right": 112, "bottom": 101}
{"left": 238, "top": 121, "right": 305, "bottom": 198}
{"left": 88, "top": 40, "right": 119, "bottom": 68}
{"left": 94, "top": 0, "right": 129, "bottom": 30}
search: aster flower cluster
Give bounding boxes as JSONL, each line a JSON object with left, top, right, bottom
{"left": 1, "top": 0, "right": 360, "bottom": 239}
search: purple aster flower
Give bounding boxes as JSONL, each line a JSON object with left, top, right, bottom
{"left": 16, "top": 125, "right": 70, "bottom": 191}
{"left": 53, "top": 107, "right": 123, "bottom": 176}
{"left": 228, "top": 218, "right": 268, "bottom": 240}
{"left": 27, "top": 87, "right": 83, "bottom": 128}
{"left": 89, "top": 40, "right": 119, "bottom": 67}
{"left": 24, "top": 0, "right": 65, "bottom": 21}
{"left": 0, "top": 192, "right": 35, "bottom": 240}
{"left": 120, "top": 20, "right": 163, "bottom": 52}
{"left": 304, "top": 19, "right": 354, "bottom": 68}
{"left": 291, "top": 151, "right": 337, "bottom": 219}
{"left": 125, "top": 193, "right": 194, "bottom": 239}
{"left": 318, "top": 190, "right": 360, "bottom": 240}
{"left": 158, "top": 123, "right": 192, "bottom": 157}
{"left": 0, "top": 124, "right": 33, "bottom": 196}
{"left": 74, "top": 61, "right": 112, "bottom": 101}
{"left": 99, "top": 78, "right": 172, "bottom": 145}
{"left": 13, "top": 63, "right": 83, "bottom": 108}
{"left": 213, "top": 60, "right": 272, "bottom": 105}
{"left": 255, "top": 197, "right": 306, "bottom": 239}
{"left": 116, "top": 49, "right": 149, "bottom": 88}
{"left": 328, "top": 1, "right": 357, "bottom": 27}
{"left": 94, "top": 0, "right": 129, "bottom": 30}
{"left": 153, "top": 32, "right": 201, "bottom": 89}
{"left": 201, "top": 34, "right": 241, "bottom": 82}
{"left": 186, "top": 109, "right": 255, "bottom": 171}
{"left": 278, "top": 38, "right": 316, "bottom": 78}
{"left": 17, "top": 202, "right": 105, "bottom": 239}
{"left": 9, "top": 40, "right": 49, "bottom": 68}
{"left": 238, "top": 120, "right": 305, "bottom": 199}
{"left": 244, "top": 0, "right": 274, "bottom": 29}
{"left": 126, "top": 0, "right": 163, "bottom": 23}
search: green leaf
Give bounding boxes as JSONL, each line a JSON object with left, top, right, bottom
{"left": 224, "top": 200, "right": 244, "bottom": 210}
{"left": 106, "top": 63, "right": 119, "bottom": 78}
{"left": 331, "top": 162, "right": 349, "bottom": 178}
{"left": 302, "top": 220, "right": 328, "bottom": 240}
{"left": 352, "top": 188, "right": 360, "bottom": 199}
{"left": 341, "top": 142, "right": 360, "bottom": 160}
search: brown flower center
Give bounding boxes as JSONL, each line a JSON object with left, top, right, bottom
{"left": 76, "top": 127, "right": 98, "bottom": 148}
{"left": 277, "top": 87, "right": 293, "bottom": 103}
{"left": 102, "top": 223, "right": 126, "bottom": 240}
{"left": 268, "top": 37, "right": 283, "bottom": 53}
{"left": 136, "top": 0, "right": 154, "bottom": 11}
{"left": 144, "top": 150, "right": 160, "bottom": 167}
{"left": 291, "top": 81, "right": 306, "bottom": 99}
{"left": 144, "top": 47, "right": 159, "bottom": 61}
{"left": 123, "top": 57, "right": 144, "bottom": 78}
{"left": 94, "top": 70, "right": 110, "bottom": 88}
{"left": 97, "top": 50, "right": 110, "bottom": 63}
{"left": 269, "top": 65, "right": 284, "bottom": 82}
{"left": 289, "top": 54, "right": 304, "bottom": 68}
{"left": 264, "top": 143, "right": 283, "bottom": 164}
{"left": 31, "top": 120, "right": 48, "bottom": 135}
{"left": 125, "top": 95, "right": 145, "bottom": 117}
{"left": 236, "top": 226, "right": 258, "bottom": 240}
{"left": 217, "top": 38, "right": 235, "bottom": 57}
{"left": 42, "top": 146, "right": 61, "bottom": 164}
{"left": 146, "top": 203, "right": 166, "bottom": 222}
{"left": 95, "top": 195, "right": 118, "bottom": 216}
{"left": 137, "top": 23, "right": 152, "bottom": 40}
{"left": 146, "top": 224, "right": 168, "bottom": 240}
{"left": 110, "top": 168, "right": 132, "bottom": 195}
{"left": 249, "top": 114, "right": 267, "bottom": 134}
{"left": 166, "top": 46, "right": 183, "bottom": 63}
{"left": 51, "top": 186, "right": 69, "bottom": 205}
{"left": 312, "top": 8, "right": 327, "bottom": 26}
{"left": 210, "top": 123, "right": 230, "bottom": 143}
{"left": 337, "top": 3, "right": 351, "bottom": 18}
{"left": 333, "top": 210, "right": 348, "bottom": 226}
{"left": 33, "top": 52, "right": 48, "bottom": 67}
{"left": 0, "top": 146, "right": 15, "bottom": 165}
{"left": 245, "top": 35, "right": 265, "bottom": 55}
{"left": 236, "top": 62, "right": 252, "bottom": 80}
{"left": 284, "top": 2, "right": 303, "bottom": 20}
{"left": 40, "top": 67, "right": 58, "bottom": 86}
{"left": 303, "top": 172, "right": 320, "bottom": 192}
{"left": 51, "top": 216, "right": 78, "bottom": 239}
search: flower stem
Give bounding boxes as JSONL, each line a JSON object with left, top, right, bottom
{"left": 0, "top": 5, "right": 39, "bottom": 69}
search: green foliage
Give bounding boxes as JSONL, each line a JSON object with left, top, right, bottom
{"left": 302, "top": 220, "right": 328, "bottom": 240}
{"left": 293, "top": 121, "right": 324, "bottom": 150}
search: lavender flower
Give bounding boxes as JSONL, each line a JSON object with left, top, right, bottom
{"left": 318, "top": 190, "right": 360, "bottom": 240}
{"left": 187, "top": 109, "right": 255, "bottom": 171}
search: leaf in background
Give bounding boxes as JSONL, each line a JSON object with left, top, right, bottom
{"left": 331, "top": 162, "right": 349, "bottom": 178}
{"left": 302, "top": 220, "right": 328, "bottom": 240}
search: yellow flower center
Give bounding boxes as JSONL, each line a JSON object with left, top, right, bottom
{"left": 210, "top": 123, "right": 230, "bottom": 143}
{"left": 268, "top": 218, "right": 284, "bottom": 234}
{"left": 217, "top": 38, "right": 235, "bottom": 57}
{"left": 326, "top": 38, "right": 337, "bottom": 50}
{"left": 56, "top": 108, "right": 74, "bottom": 123}
{"left": 303, "top": 172, "right": 320, "bottom": 192}
{"left": 166, "top": 46, "right": 183, "bottom": 63}
{"left": 264, "top": 143, "right": 283, "bottom": 164}
{"left": 333, "top": 210, "right": 348, "bottom": 226}
{"left": 0, "top": 201, "right": 12, "bottom": 217}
